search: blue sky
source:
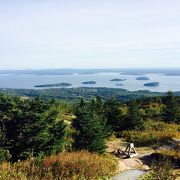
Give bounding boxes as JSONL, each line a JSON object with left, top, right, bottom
{"left": 0, "top": 0, "right": 180, "bottom": 69}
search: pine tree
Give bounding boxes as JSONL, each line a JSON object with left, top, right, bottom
{"left": 94, "top": 96, "right": 104, "bottom": 116}
{"left": 73, "top": 101, "right": 109, "bottom": 154}
{"left": 104, "top": 97, "right": 125, "bottom": 132}
{"left": 2, "top": 97, "right": 67, "bottom": 161}
{"left": 127, "top": 100, "right": 143, "bottom": 130}
{"left": 164, "top": 91, "right": 178, "bottom": 123}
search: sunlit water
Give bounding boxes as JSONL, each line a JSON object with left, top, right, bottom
{"left": 0, "top": 73, "right": 180, "bottom": 92}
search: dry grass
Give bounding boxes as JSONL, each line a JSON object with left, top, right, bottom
{"left": 123, "top": 130, "right": 177, "bottom": 147}
{"left": 122, "top": 121, "right": 180, "bottom": 147}
{"left": 0, "top": 151, "right": 118, "bottom": 180}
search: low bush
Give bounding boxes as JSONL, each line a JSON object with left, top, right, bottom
{"left": 152, "top": 149, "right": 180, "bottom": 167}
{"left": 122, "top": 130, "right": 176, "bottom": 147}
{"left": 0, "top": 148, "right": 11, "bottom": 163}
{"left": 143, "top": 120, "right": 180, "bottom": 132}
{"left": 0, "top": 151, "right": 118, "bottom": 180}
{"left": 141, "top": 157, "right": 174, "bottom": 180}
{"left": 122, "top": 121, "right": 180, "bottom": 147}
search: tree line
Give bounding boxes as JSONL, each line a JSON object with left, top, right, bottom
{"left": 0, "top": 91, "right": 179, "bottom": 162}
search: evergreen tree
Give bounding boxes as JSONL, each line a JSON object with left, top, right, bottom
{"left": 94, "top": 96, "right": 104, "bottom": 116}
{"left": 127, "top": 100, "right": 143, "bottom": 130}
{"left": 104, "top": 97, "right": 125, "bottom": 132}
{"left": 164, "top": 91, "right": 178, "bottom": 123}
{"left": 73, "top": 101, "right": 109, "bottom": 154}
{"left": 1, "top": 96, "right": 67, "bottom": 161}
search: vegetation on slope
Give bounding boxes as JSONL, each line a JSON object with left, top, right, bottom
{"left": 1, "top": 87, "right": 179, "bottom": 102}
{"left": 0, "top": 91, "right": 179, "bottom": 178}
{"left": 0, "top": 151, "right": 118, "bottom": 180}
{"left": 122, "top": 120, "right": 180, "bottom": 147}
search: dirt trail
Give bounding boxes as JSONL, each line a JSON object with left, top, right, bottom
{"left": 106, "top": 139, "right": 153, "bottom": 172}
{"left": 108, "top": 138, "right": 180, "bottom": 179}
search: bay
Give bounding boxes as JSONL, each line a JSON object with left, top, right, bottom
{"left": 0, "top": 72, "right": 180, "bottom": 92}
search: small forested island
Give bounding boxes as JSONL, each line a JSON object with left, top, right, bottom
{"left": 136, "top": 76, "right": 150, "bottom": 80}
{"left": 34, "top": 82, "right": 72, "bottom": 88}
{"left": 82, "top": 81, "right": 96, "bottom": 84}
{"left": 116, "top": 83, "right": 124, "bottom": 86}
{"left": 110, "top": 78, "right": 126, "bottom": 81}
{"left": 144, "top": 82, "right": 159, "bottom": 87}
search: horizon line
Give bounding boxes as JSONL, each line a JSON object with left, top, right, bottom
{"left": 0, "top": 67, "right": 180, "bottom": 71}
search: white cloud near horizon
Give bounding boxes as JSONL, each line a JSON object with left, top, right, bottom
{"left": 0, "top": 0, "right": 180, "bottom": 69}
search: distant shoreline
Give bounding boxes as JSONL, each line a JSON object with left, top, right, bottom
{"left": 0, "top": 68, "right": 180, "bottom": 76}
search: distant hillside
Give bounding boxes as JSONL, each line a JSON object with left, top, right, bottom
{"left": 1, "top": 87, "right": 180, "bottom": 102}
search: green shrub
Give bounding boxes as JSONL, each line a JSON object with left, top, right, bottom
{"left": 152, "top": 149, "right": 180, "bottom": 167}
{"left": 0, "top": 148, "right": 11, "bottom": 163}
{"left": 141, "top": 157, "right": 174, "bottom": 180}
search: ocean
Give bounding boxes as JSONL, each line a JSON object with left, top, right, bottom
{"left": 0, "top": 69, "right": 180, "bottom": 92}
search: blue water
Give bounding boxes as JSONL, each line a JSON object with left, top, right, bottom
{"left": 0, "top": 72, "right": 180, "bottom": 92}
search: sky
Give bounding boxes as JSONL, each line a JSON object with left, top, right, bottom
{"left": 0, "top": 0, "right": 180, "bottom": 69}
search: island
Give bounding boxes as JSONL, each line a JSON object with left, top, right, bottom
{"left": 144, "top": 82, "right": 159, "bottom": 87}
{"left": 110, "top": 78, "right": 126, "bottom": 82}
{"left": 34, "top": 82, "right": 72, "bottom": 88}
{"left": 136, "top": 76, "right": 150, "bottom": 80}
{"left": 116, "top": 83, "right": 124, "bottom": 87}
{"left": 81, "top": 81, "right": 96, "bottom": 85}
